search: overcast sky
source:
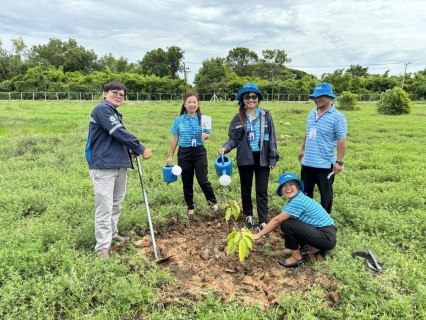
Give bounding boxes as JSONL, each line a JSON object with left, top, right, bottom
{"left": 1, "top": 0, "right": 425, "bottom": 84}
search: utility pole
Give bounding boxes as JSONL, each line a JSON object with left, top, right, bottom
{"left": 182, "top": 62, "right": 190, "bottom": 92}
{"left": 402, "top": 62, "right": 411, "bottom": 89}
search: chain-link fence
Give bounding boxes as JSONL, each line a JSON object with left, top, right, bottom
{"left": 0, "top": 92, "right": 422, "bottom": 102}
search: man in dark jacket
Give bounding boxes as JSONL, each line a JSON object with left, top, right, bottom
{"left": 85, "top": 81, "right": 155, "bottom": 260}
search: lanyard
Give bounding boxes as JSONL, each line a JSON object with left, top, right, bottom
{"left": 186, "top": 114, "right": 197, "bottom": 134}
{"left": 246, "top": 108, "right": 260, "bottom": 131}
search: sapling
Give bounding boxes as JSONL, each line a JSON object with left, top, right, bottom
{"left": 222, "top": 200, "right": 253, "bottom": 262}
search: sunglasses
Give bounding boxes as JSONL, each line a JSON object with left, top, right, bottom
{"left": 243, "top": 94, "right": 258, "bottom": 100}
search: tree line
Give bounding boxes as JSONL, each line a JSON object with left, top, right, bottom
{"left": 1, "top": 37, "right": 425, "bottom": 99}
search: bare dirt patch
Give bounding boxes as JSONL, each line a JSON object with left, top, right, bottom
{"left": 113, "top": 209, "right": 338, "bottom": 309}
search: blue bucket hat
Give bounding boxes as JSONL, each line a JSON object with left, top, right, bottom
{"left": 237, "top": 83, "right": 264, "bottom": 107}
{"left": 309, "top": 83, "right": 337, "bottom": 99}
{"left": 276, "top": 172, "right": 304, "bottom": 196}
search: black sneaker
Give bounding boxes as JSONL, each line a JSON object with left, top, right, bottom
{"left": 244, "top": 216, "right": 254, "bottom": 229}
{"left": 257, "top": 222, "right": 271, "bottom": 238}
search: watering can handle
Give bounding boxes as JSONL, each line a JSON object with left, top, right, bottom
{"left": 221, "top": 154, "right": 224, "bottom": 165}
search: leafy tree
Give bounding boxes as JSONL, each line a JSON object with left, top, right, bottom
{"left": 410, "top": 71, "right": 426, "bottom": 99}
{"left": 256, "top": 49, "right": 291, "bottom": 81}
{"left": 27, "top": 38, "right": 98, "bottom": 73}
{"left": 0, "top": 37, "right": 30, "bottom": 82}
{"left": 138, "top": 46, "right": 184, "bottom": 80}
{"left": 376, "top": 87, "right": 413, "bottom": 115}
{"left": 321, "top": 68, "right": 352, "bottom": 93}
{"left": 194, "top": 57, "right": 230, "bottom": 93}
{"left": 226, "top": 47, "right": 258, "bottom": 77}
{"left": 346, "top": 64, "right": 369, "bottom": 77}
{"left": 365, "top": 71, "right": 400, "bottom": 93}
{"left": 95, "top": 54, "right": 137, "bottom": 73}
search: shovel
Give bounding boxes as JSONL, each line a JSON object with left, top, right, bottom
{"left": 135, "top": 156, "right": 173, "bottom": 263}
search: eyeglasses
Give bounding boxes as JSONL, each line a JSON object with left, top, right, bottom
{"left": 243, "top": 94, "right": 258, "bottom": 100}
{"left": 110, "top": 90, "right": 125, "bottom": 98}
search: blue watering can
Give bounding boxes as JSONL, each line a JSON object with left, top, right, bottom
{"left": 162, "top": 164, "right": 181, "bottom": 183}
{"left": 214, "top": 154, "right": 232, "bottom": 186}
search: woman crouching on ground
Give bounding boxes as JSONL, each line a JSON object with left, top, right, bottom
{"left": 253, "top": 172, "right": 337, "bottom": 268}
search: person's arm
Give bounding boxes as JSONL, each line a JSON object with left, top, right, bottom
{"left": 219, "top": 115, "right": 239, "bottom": 154}
{"left": 94, "top": 105, "right": 147, "bottom": 156}
{"left": 267, "top": 113, "right": 279, "bottom": 170}
{"left": 333, "top": 137, "right": 346, "bottom": 173}
{"left": 298, "top": 136, "right": 306, "bottom": 162}
{"left": 166, "top": 135, "right": 179, "bottom": 165}
{"left": 252, "top": 211, "right": 292, "bottom": 240}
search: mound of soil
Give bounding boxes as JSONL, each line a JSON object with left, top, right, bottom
{"left": 113, "top": 209, "right": 340, "bottom": 310}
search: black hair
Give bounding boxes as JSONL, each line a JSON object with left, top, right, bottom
{"left": 103, "top": 81, "right": 127, "bottom": 96}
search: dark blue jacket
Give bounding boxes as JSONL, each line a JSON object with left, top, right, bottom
{"left": 85, "top": 99, "right": 145, "bottom": 169}
{"left": 222, "top": 108, "right": 279, "bottom": 167}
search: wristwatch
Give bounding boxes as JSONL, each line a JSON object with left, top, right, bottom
{"left": 336, "top": 161, "right": 344, "bottom": 166}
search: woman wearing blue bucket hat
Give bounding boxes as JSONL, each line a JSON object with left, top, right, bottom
{"left": 253, "top": 172, "right": 337, "bottom": 268}
{"left": 218, "top": 83, "right": 279, "bottom": 234}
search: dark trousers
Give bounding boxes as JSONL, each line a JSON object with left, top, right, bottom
{"left": 238, "top": 152, "right": 270, "bottom": 224}
{"left": 280, "top": 219, "right": 337, "bottom": 251}
{"left": 301, "top": 165, "right": 334, "bottom": 214}
{"left": 178, "top": 146, "right": 217, "bottom": 210}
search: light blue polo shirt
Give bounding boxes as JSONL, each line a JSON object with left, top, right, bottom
{"left": 283, "top": 191, "right": 335, "bottom": 227}
{"left": 246, "top": 106, "right": 261, "bottom": 151}
{"left": 170, "top": 113, "right": 211, "bottom": 147}
{"left": 302, "top": 105, "right": 347, "bottom": 168}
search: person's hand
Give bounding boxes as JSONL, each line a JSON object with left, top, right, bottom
{"left": 252, "top": 233, "right": 261, "bottom": 241}
{"left": 269, "top": 165, "right": 275, "bottom": 171}
{"left": 166, "top": 156, "right": 173, "bottom": 165}
{"left": 201, "top": 133, "right": 209, "bottom": 140}
{"left": 297, "top": 150, "right": 305, "bottom": 162}
{"left": 142, "top": 148, "right": 156, "bottom": 159}
{"left": 218, "top": 148, "right": 226, "bottom": 155}
{"left": 333, "top": 162, "right": 344, "bottom": 174}
{"left": 129, "top": 150, "right": 136, "bottom": 158}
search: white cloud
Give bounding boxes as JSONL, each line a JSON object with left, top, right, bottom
{"left": 0, "top": 0, "right": 425, "bottom": 83}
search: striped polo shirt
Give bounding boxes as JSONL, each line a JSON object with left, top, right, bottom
{"left": 302, "top": 105, "right": 347, "bottom": 168}
{"left": 170, "top": 113, "right": 211, "bottom": 147}
{"left": 246, "top": 106, "right": 261, "bottom": 151}
{"left": 283, "top": 191, "right": 335, "bottom": 227}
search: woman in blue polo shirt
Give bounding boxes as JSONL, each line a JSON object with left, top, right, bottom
{"left": 253, "top": 172, "right": 337, "bottom": 268}
{"left": 167, "top": 92, "right": 218, "bottom": 215}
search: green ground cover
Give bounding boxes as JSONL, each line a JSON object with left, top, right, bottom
{"left": 0, "top": 100, "right": 425, "bottom": 319}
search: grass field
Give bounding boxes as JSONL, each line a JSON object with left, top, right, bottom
{"left": 0, "top": 100, "right": 425, "bottom": 319}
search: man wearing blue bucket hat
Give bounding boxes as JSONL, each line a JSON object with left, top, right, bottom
{"left": 298, "top": 83, "right": 347, "bottom": 214}
{"left": 253, "top": 172, "right": 337, "bottom": 268}
{"left": 219, "top": 83, "right": 279, "bottom": 234}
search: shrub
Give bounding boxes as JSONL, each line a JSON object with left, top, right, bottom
{"left": 336, "top": 91, "right": 360, "bottom": 110}
{"left": 376, "top": 87, "right": 413, "bottom": 115}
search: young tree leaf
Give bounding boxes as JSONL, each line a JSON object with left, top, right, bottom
{"left": 225, "top": 207, "right": 232, "bottom": 221}
{"left": 239, "top": 238, "right": 248, "bottom": 261}
{"left": 227, "top": 227, "right": 237, "bottom": 241}
{"left": 226, "top": 232, "right": 240, "bottom": 254}
{"left": 243, "top": 234, "right": 253, "bottom": 250}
